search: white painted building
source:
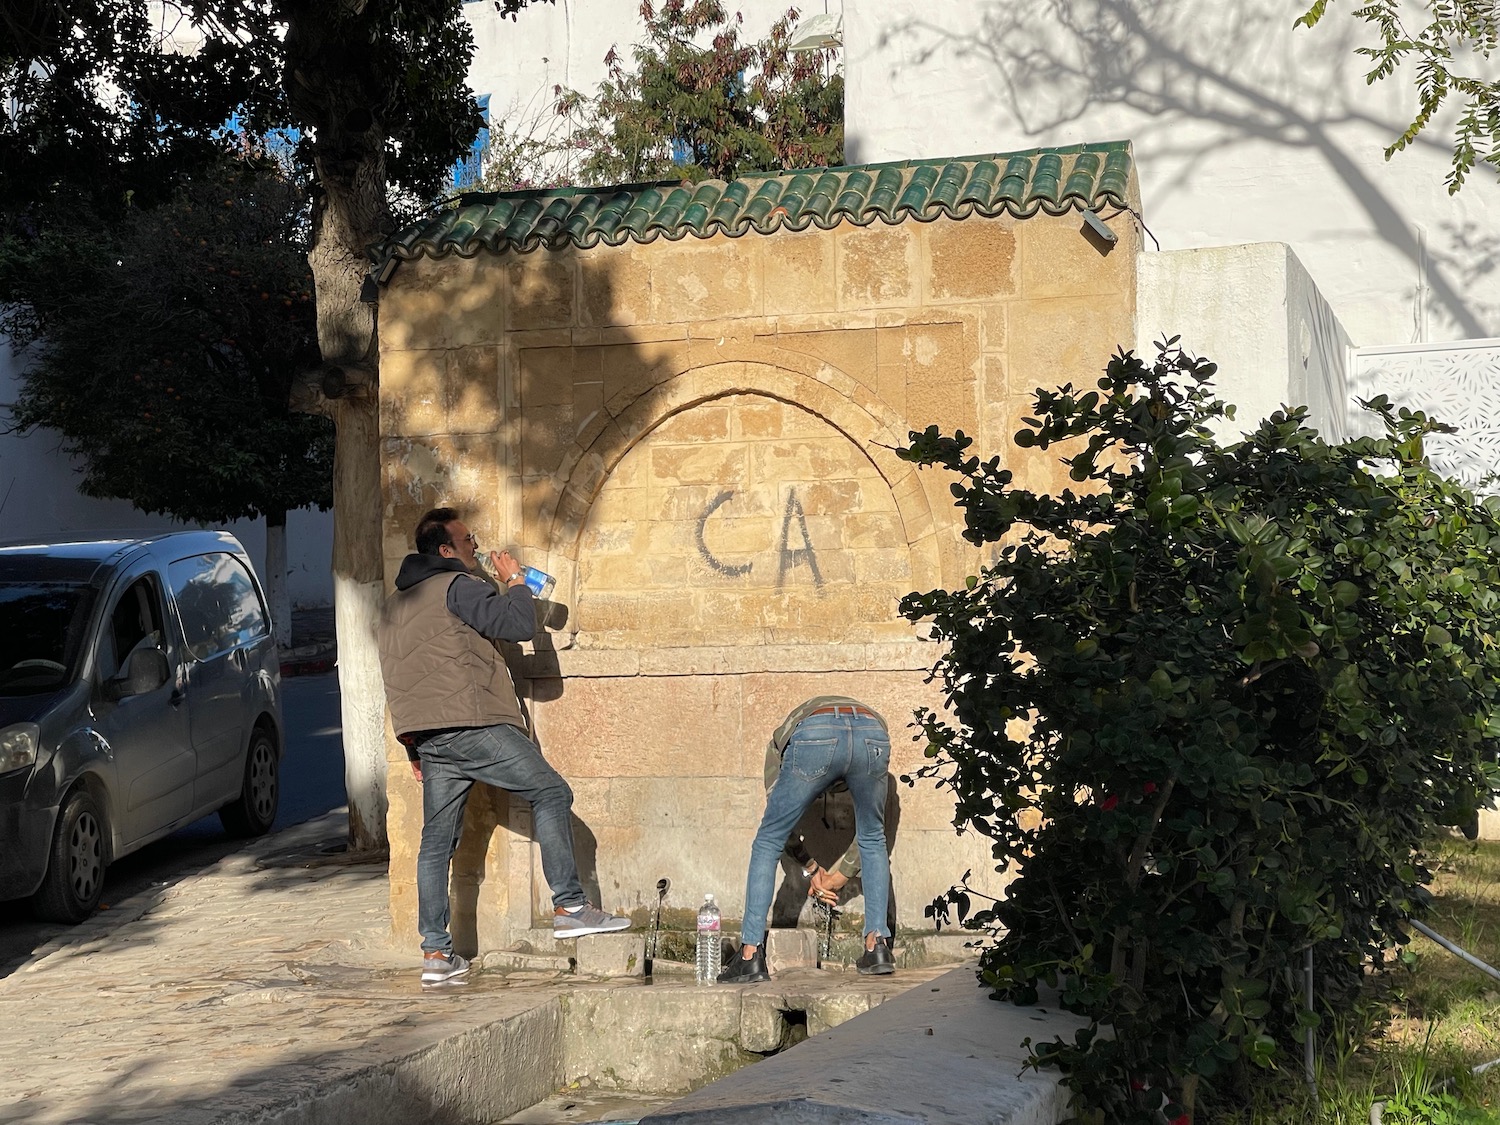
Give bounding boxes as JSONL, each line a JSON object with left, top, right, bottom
{"left": 842, "top": 0, "right": 1495, "bottom": 350}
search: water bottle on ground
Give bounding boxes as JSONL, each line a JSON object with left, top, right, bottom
{"left": 696, "top": 894, "right": 722, "bottom": 984}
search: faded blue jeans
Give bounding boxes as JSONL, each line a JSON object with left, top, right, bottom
{"left": 416, "top": 723, "right": 585, "bottom": 956}
{"left": 740, "top": 709, "right": 892, "bottom": 947}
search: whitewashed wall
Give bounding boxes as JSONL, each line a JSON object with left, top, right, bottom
{"left": 1137, "top": 243, "right": 1352, "bottom": 444}
{"left": 844, "top": 0, "right": 1497, "bottom": 349}
{"left": 0, "top": 341, "right": 333, "bottom": 607}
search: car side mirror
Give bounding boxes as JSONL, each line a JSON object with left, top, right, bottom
{"left": 104, "top": 648, "right": 169, "bottom": 701}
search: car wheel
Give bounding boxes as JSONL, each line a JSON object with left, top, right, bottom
{"left": 31, "top": 788, "right": 107, "bottom": 923}
{"left": 220, "top": 729, "right": 279, "bottom": 838}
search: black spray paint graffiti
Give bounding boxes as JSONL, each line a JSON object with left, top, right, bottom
{"left": 695, "top": 488, "right": 825, "bottom": 589}
{"left": 695, "top": 491, "right": 751, "bottom": 577}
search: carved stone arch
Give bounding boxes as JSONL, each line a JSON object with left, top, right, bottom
{"left": 541, "top": 359, "right": 944, "bottom": 605}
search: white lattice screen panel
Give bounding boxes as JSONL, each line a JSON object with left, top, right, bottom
{"left": 1348, "top": 339, "right": 1500, "bottom": 495}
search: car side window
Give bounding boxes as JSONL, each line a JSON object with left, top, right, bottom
{"left": 104, "top": 576, "right": 166, "bottom": 680}
{"left": 167, "top": 553, "right": 269, "bottom": 663}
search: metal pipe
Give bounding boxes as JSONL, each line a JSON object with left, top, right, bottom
{"left": 1409, "top": 919, "right": 1500, "bottom": 983}
{"left": 1368, "top": 922, "right": 1500, "bottom": 1123}
{"left": 1304, "top": 946, "right": 1316, "bottom": 1092}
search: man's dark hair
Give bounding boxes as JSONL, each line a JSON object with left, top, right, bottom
{"left": 415, "top": 507, "right": 462, "bottom": 556}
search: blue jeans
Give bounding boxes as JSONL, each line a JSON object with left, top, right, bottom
{"left": 416, "top": 723, "right": 585, "bottom": 956}
{"left": 740, "top": 711, "right": 892, "bottom": 946}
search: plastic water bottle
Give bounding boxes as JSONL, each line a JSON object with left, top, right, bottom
{"left": 696, "top": 894, "right": 722, "bottom": 984}
{"left": 517, "top": 565, "right": 556, "bottom": 600}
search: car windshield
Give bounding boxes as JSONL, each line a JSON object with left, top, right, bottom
{"left": 0, "top": 581, "right": 96, "bottom": 695}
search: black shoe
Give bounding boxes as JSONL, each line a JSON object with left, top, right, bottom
{"left": 856, "top": 938, "right": 895, "bottom": 975}
{"left": 717, "top": 945, "right": 770, "bottom": 983}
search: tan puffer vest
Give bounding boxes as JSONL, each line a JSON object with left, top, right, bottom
{"left": 377, "top": 574, "right": 526, "bottom": 736}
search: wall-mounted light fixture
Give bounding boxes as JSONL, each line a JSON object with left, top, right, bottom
{"left": 1081, "top": 209, "right": 1118, "bottom": 246}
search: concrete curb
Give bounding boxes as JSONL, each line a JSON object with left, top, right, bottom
{"left": 640, "top": 966, "right": 1087, "bottom": 1125}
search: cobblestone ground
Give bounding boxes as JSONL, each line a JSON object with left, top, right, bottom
{"left": 0, "top": 814, "right": 575, "bottom": 1125}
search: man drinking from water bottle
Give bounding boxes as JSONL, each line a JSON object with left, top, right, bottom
{"left": 377, "top": 507, "right": 629, "bottom": 988}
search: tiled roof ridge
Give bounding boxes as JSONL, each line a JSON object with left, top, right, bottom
{"left": 373, "top": 140, "right": 1133, "bottom": 279}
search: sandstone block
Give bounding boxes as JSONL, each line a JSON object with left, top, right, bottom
{"left": 521, "top": 403, "right": 577, "bottom": 479}
{"left": 764, "top": 927, "right": 818, "bottom": 973}
{"left": 530, "top": 674, "right": 750, "bottom": 778}
{"left": 1007, "top": 294, "right": 1132, "bottom": 393}
{"left": 447, "top": 346, "right": 502, "bottom": 433}
{"left": 579, "top": 248, "right": 652, "bottom": 327}
{"left": 906, "top": 320, "right": 974, "bottom": 386}
{"left": 518, "top": 346, "right": 576, "bottom": 408}
{"left": 650, "top": 442, "right": 749, "bottom": 488}
{"left": 380, "top": 349, "right": 447, "bottom": 437}
{"left": 573, "top": 931, "right": 646, "bottom": 978}
{"left": 853, "top": 548, "right": 914, "bottom": 585}
{"left": 734, "top": 399, "right": 784, "bottom": 439}
{"left": 890, "top": 828, "right": 1009, "bottom": 928}
{"left": 601, "top": 340, "right": 686, "bottom": 416}
{"left": 509, "top": 252, "right": 576, "bottom": 329}
{"left": 382, "top": 256, "right": 506, "bottom": 350}
{"left": 582, "top": 484, "right": 654, "bottom": 529}
{"left": 806, "top": 992, "right": 880, "bottom": 1037}
{"left": 1019, "top": 211, "right": 1136, "bottom": 301}
{"left": 761, "top": 226, "right": 837, "bottom": 316}
{"left": 924, "top": 215, "right": 1020, "bottom": 302}
{"left": 598, "top": 322, "right": 692, "bottom": 345}
{"left": 561, "top": 989, "right": 752, "bottom": 1094}
{"left": 837, "top": 224, "right": 919, "bottom": 309}
{"left": 766, "top": 329, "right": 878, "bottom": 394}
{"left": 649, "top": 239, "right": 762, "bottom": 322}
{"left": 655, "top": 403, "right": 731, "bottom": 443}
{"left": 738, "top": 994, "right": 794, "bottom": 1053}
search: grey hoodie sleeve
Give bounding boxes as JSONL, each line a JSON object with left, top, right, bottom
{"left": 445, "top": 573, "right": 537, "bottom": 642}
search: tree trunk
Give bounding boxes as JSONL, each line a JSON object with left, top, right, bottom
{"left": 329, "top": 394, "right": 389, "bottom": 852}
{"left": 265, "top": 508, "right": 292, "bottom": 651}
{"left": 285, "top": 10, "right": 395, "bottom": 852}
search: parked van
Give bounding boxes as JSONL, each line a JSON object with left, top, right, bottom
{"left": 0, "top": 531, "right": 283, "bottom": 921}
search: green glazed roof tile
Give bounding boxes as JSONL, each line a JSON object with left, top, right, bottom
{"left": 373, "top": 141, "right": 1134, "bottom": 278}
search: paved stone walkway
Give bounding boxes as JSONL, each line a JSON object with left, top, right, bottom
{"left": 0, "top": 811, "right": 933, "bottom": 1125}
{"left": 0, "top": 813, "right": 566, "bottom": 1125}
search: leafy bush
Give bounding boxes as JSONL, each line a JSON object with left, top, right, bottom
{"left": 899, "top": 342, "right": 1500, "bottom": 1123}
{"left": 552, "top": 0, "right": 843, "bottom": 185}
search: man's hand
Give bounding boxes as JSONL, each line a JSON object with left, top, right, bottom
{"left": 810, "top": 867, "right": 848, "bottom": 905}
{"left": 493, "top": 549, "right": 525, "bottom": 585}
{"left": 410, "top": 760, "right": 424, "bottom": 783}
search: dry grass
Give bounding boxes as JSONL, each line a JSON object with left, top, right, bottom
{"left": 1380, "top": 836, "right": 1500, "bottom": 1115}
{"left": 1216, "top": 837, "right": 1500, "bottom": 1124}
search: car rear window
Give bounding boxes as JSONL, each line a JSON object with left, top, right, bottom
{"left": 0, "top": 582, "right": 97, "bottom": 695}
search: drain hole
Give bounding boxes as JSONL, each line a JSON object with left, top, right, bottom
{"left": 782, "top": 1008, "right": 809, "bottom": 1051}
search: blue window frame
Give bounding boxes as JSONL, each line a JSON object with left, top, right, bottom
{"left": 450, "top": 94, "right": 491, "bottom": 190}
